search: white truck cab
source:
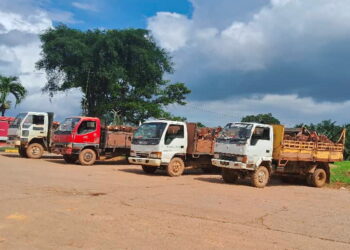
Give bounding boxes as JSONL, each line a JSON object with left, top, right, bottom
{"left": 129, "top": 120, "right": 216, "bottom": 176}
{"left": 212, "top": 122, "right": 274, "bottom": 187}
{"left": 7, "top": 112, "right": 54, "bottom": 159}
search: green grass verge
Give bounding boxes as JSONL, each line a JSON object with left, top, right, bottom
{"left": 331, "top": 161, "right": 350, "bottom": 184}
{"left": 0, "top": 147, "right": 17, "bottom": 152}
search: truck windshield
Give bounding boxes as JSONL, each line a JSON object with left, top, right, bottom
{"left": 55, "top": 118, "right": 81, "bottom": 134}
{"left": 9, "top": 113, "right": 27, "bottom": 128}
{"left": 217, "top": 123, "right": 253, "bottom": 144}
{"left": 132, "top": 122, "right": 167, "bottom": 145}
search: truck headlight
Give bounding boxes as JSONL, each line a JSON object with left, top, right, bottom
{"left": 149, "top": 152, "right": 162, "bottom": 159}
{"left": 22, "top": 130, "right": 29, "bottom": 137}
{"left": 130, "top": 150, "right": 136, "bottom": 157}
{"left": 237, "top": 156, "right": 247, "bottom": 163}
{"left": 214, "top": 153, "right": 220, "bottom": 159}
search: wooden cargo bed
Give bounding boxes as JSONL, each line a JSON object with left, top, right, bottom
{"left": 101, "top": 130, "right": 133, "bottom": 149}
{"left": 273, "top": 125, "right": 345, "bottom": 162}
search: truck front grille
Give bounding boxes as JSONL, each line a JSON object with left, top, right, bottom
{"left": 136, "top": 152, "right": 149, "bottom": 158}
{"left": 220, "top": 154, "right": 237, "bottom": 161}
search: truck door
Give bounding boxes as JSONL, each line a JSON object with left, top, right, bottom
{"left": 162, "top": 124, "right": 187, "bottom": 162}
{"left": 248, "top": 126, "right": 273, "bottom": 166}
{"left": 75, "top": 120, "right": 99, "bottom": 145}
{"left": 23, "top": 114, "right": 47, "bottom": 139}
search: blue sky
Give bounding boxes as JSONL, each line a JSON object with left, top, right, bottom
{"left": 1, "top": 0, "right": 350, "bottom": 126}
{"left": 45, "top": 0, "right": 193, "bottom": 29}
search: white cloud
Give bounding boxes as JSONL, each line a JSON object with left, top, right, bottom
{"left": 168, "top": 94, "right": 350, "bottom": 127}
{"left": 148, "top": 0, "right": 350, "bottom": 71}
{"left": 148, "top": 12, "right": 192, "bottom": 52}
{"left": 149, "top": 0, "right": 350, "bottom": 125}
{"left": 0, "top": 3, "right": 82, "bottom": 120}
{"left": 72, "top": 2, "right": 98, "bottom": 12}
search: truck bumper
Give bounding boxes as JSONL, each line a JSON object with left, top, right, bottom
{"left": 52, "top": 147, "right": 73, "bottom": 155}
{"left": 128, "top": 157, "right": 161, "bottom": 167}
{"left": 7, "top": 139, "right": 21, "bottom": 147}
{"left": 212, "top": 159, "right": 254, "bottom": 170}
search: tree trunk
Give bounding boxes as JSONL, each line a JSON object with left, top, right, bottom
{"left": 1, "top": 109, "right": 5, "bottom": 116}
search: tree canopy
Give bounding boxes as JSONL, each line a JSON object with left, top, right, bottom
{"left": 37, "top": 25, "right": 190, "bottom": 124}
{"left": 241, "top": 113, "right": 280, "bottom": 124}
{"left": 0, "top": 75, "right": 27, "bottom": 116}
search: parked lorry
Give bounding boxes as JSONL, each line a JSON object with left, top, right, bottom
{"left": 7, "top": 112, "right": 55, "bottom": 158}
{"left": 51, "top": 116, "right": 133, "bottom": 165}
{"left": 128, "top": 120, "right": 220, "bottom": 176}
{"left": 0, "top": 116, "right": 15, "bottom": 141}
{"left": 212, "top": 122, "right": 345, "bottom": 188}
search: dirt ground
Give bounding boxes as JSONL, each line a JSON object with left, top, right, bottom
{"left": 0, "top": 153, "right": 349, "bottom": 250}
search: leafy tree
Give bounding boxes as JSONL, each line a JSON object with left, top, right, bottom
{"left": 0, "top": 75, "right": 27, "bottom": 116}
{"left": 241, "top": 113, "right": 280, "bottom": 124}
{"left": 196, "top": 122, "right": 206, "bottom": 128}
{"left": 36, "top": 25, "right": 190, "bottom": 124}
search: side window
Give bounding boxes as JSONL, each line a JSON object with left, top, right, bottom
{"left": 251, "top": 127, "right": 270, "bottom": 145}
{"left": 78, "top": 121, "right": 96, "bottom": 135}
{"left": 33, "top": 115, "right": 45, "bottom": 125}
{"left": 165, "top": 125, "right": 184, "bottom": 145}
{"left": 22, "top": 115, "right": 33, "bottom": 128}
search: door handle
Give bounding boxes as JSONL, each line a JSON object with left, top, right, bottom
{"left": 266, "top": 150, "right": 270, "bottom": 153}
{"left": 181, "top": 146, "right": 184, "bottom": 148}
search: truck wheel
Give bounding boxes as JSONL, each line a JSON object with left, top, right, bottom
{"left": 166, "top": 157, "right": 185, "bottom": 177}
{"left": 311, "top": 168, "right": 327, "bottom": 188}
{"left": 251, "top": 166, "right": 270, "bottom": 188}
{"left": 63, "top": 154, "right": 78, "bottom": 164}
{"left": 142, "top": 166, "right": 157, "bottom": 174}
{"left": 306, "top": 174, "right": 313, "bottom": 186}
{"left": 19, "top": 147, "right": 28, "bottom": 158}
{"left": 26, "top": 143, "right": 44, "bottom": 159}
{"left": 222, "top": 168, "right": 239, "bottom": 183}
{"left": 79, "top": 149, "right": 96, "bottom": 166}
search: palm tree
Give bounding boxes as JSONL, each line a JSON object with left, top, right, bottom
{"left": 0, "top": 75, "right": 27, "bottom": 116}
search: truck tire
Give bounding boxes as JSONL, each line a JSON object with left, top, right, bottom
{"left": 26, "top": 143, "right": 44, "bottom": 159}
{"left": 19, "top": 147, "right": 28, "bottom": 158}
{"left": 306, "top": 174, "right": 313, "bottom": 186}
{"left": 311, "top": 168, "right": 327, "bottom": 188}
{"left": 63, "top": 154, "right": 78, "bottom": 164}
{"left": 222, "top": 168, "right": 239, "bottom": 183}
{"left": 166, "top": 157, "right": 185, "bottom": 177}
{"left": 79, "top": 149, "right": 96, "bottom": 166}
{"left": 142, "top": 165, "right": 157, "bottom": 174}
{"left": 251, "top": 166, "right": 270, "bottom": 188}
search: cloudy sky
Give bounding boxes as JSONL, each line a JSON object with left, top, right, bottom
{"left": 1, "top": 0, "right": 350, "bottom": 126}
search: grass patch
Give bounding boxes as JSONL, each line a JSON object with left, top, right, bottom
{"left": 331, "top": 161, "right": 350, "bottom": 184}
{"left": 0, "top": 146, "right": 18, "bottom": 152}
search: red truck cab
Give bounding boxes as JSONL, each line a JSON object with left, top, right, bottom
{"left": 52, "top": 116, "right": 132, "bottom": 165}
{"left": 0, "top": 116, "right": 15, "bottom": 142}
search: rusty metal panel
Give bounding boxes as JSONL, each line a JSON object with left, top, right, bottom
{"left": 106, "top": 131, "right": 132, "bottom": 149}
{"left": 186, "top": 124, "right": 220, "bottom": 155}
{"left": 195, "top": 139, "right": 214, "bottom": 154}
{"left": 186, "top": 123, "right": 197, "bottom": 154}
